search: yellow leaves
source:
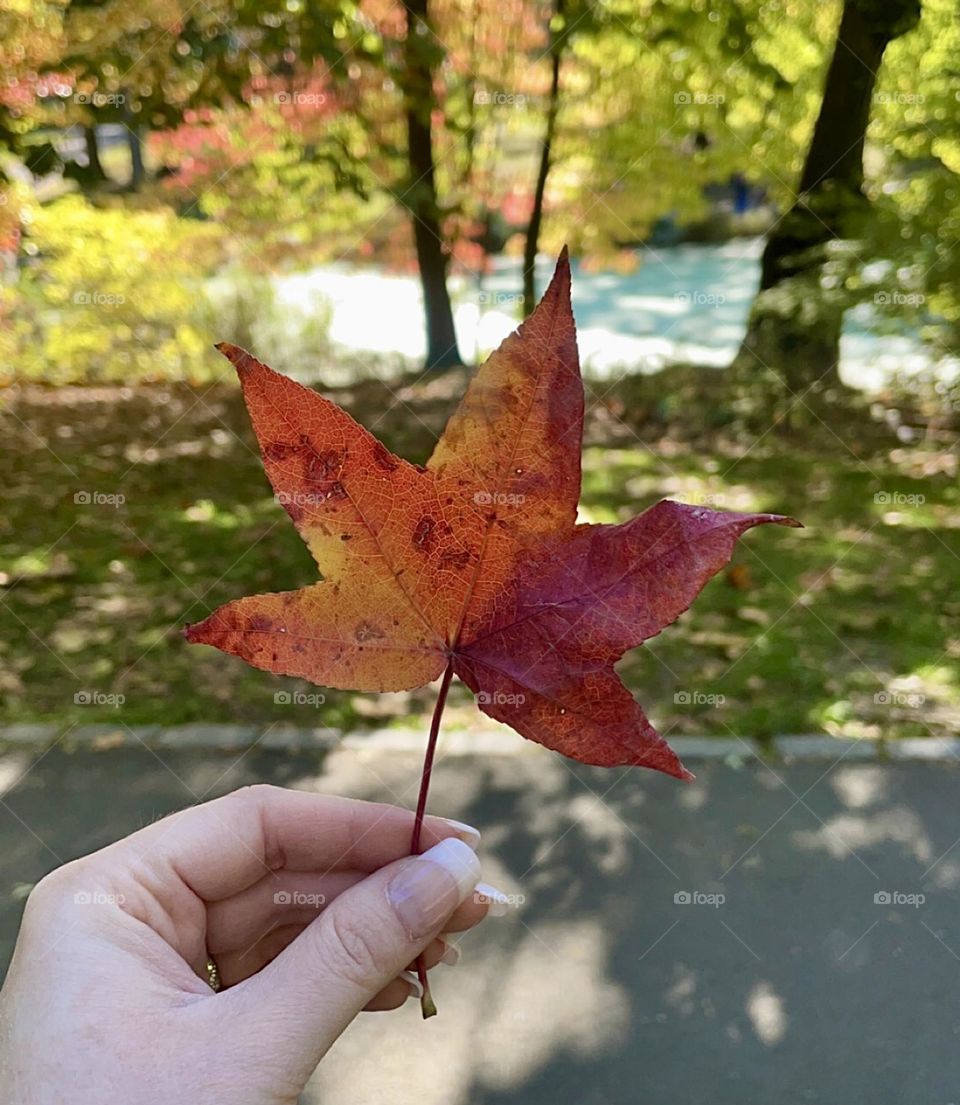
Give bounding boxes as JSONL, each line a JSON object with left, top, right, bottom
{"left": 11, "top": 195, "right": 226, "bottom": 383}
{"left": 932, "top": 136, "right": 960, "bottom": 175}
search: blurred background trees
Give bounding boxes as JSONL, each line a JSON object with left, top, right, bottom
{"left": 1, "top": 0, "right": 957, "bottom": 385}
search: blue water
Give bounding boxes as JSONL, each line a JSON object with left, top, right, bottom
{"left": 273, "top": 239, "right": 955, "bottom": 390}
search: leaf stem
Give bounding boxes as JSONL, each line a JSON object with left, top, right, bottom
{"left": 410, "top": 658, "right": 455, "bottom": 1019}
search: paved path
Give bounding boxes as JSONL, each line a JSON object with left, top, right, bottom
{"left": 1, "top": 741, "right": 958, "bottom": 1104}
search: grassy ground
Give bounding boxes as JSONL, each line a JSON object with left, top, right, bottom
{"left": 1, "top": 368, "right": 957, "bottom": 746}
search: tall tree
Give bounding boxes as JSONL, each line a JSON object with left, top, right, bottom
{"left": 734, "top": 0, "right": 922, "bottom": 392}
{"left": 522, "top": 0, "right": 566, "bottom": 315}
{"left": 400, "top": 0, "right": 462, "bottom": 367}
{"left": 81, "top": 125, "right": 106, "bottom": 181}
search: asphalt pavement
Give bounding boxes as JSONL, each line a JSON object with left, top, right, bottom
{"left": 1, "top": 739, "right": 958, "bottom": 1104}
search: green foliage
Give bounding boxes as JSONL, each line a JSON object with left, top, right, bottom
{"left": 865, "top": 0, "right": 960, "bottom": 351}
{"left": 2, "top": 378, "right": 957, "bottom": 740}
{"left": 554, "top": 0, "right": 960, "bottom": 361}
{"left": 558, "top": 0, "right": 841, "bottom": 254}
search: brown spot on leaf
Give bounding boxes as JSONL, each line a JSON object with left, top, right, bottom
{"left": 305, "top": 448, "right": 343, "bottom": 485}
{"left": 440, "top": 548, "right": 472, "bottom": 571}
{"left": 355, "top": 620, "right": 385, "bottom": 643}
{"left": 372, "top": 441, "right": 399, "bottom": 472}
{"left": 413, "top": 516, "right": 435, "bottom": 552}
{"left": 264, "top": 441, "right": 299, "bottom": 463}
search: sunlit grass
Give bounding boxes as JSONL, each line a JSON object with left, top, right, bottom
{"left": 0, "top": 379, "right": 957, "bottom": 745}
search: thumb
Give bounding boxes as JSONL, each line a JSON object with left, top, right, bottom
{"left": 228, "top": 838, "right": 481, "bottom": 1074}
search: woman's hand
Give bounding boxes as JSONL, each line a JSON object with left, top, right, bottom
{"left": 0, "top": 784, "right": 489, "bottom": 1104}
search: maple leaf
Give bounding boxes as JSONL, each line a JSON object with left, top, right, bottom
{"left": 186, "top": 250, "right": 799, "bottom": 782}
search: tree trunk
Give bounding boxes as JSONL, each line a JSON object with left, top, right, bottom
{"left": 734, "top": 0, "right": 920, "bottom": 394}
{"left": 122, "top": 95, "right": 145, "bottom": 190}
{"left": 522, "top": 0, "right": 565, "bottom": 316}
{"left": 402, "top": 0, "right": 462, "bottom": 369}
{"left": 83, "top": 125, "right": 107, "bottom": 183}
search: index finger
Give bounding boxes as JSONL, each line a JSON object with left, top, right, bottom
{"left": 105, "top": 785, "right": 480, "bottom": 902}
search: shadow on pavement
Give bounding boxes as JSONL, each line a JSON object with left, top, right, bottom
{"left": 1, "top": 743, "right": 957, "bottom": 1104}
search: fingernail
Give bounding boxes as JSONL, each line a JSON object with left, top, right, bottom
{"left": 440, "top": 817, "right": 481, "bottom": 850}
{"left": 439, "top": 938, "right": 461, "bottom": 966}
{"left": 399, "top": 969, "right": 422, "bottom": 998}
{"left": 388, "top": 839, "right": 482, "bottom": 939}
{"left": 474, "top": 881, "right": 511, "bottom": 917}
